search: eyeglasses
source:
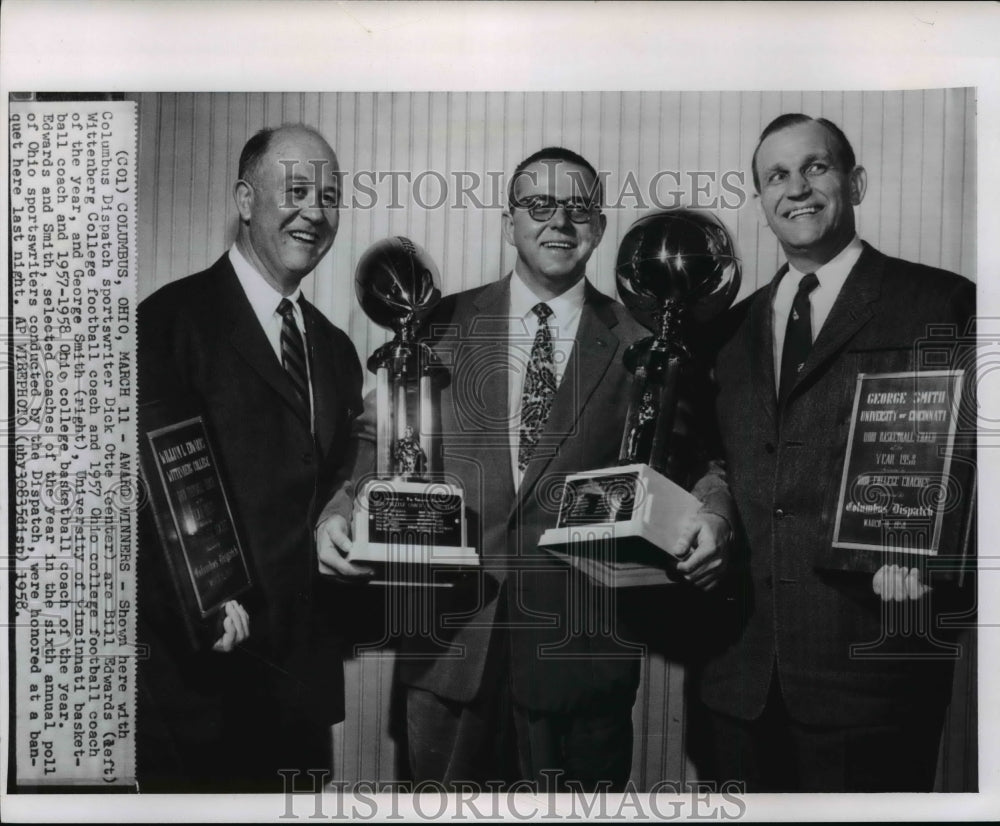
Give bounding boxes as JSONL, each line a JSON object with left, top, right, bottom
{"left": 511, "top": 196, "right": 600, "bottom": 224}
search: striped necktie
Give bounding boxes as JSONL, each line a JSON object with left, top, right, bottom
{"left": 277, "top": 297, "right": 310, "bottom": 418}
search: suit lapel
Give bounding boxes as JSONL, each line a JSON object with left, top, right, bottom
{"left": 467, "top": 279, "right": 517, "bottom": 507}
{"left": 750, "top": 272, "right": 782, "bottom": 427}
{"left": 783, "top": 243, "right": 882, "bottom": 406}
{"left": 516, "top": 284, "right": 619, "bottom": 509}
{"left": 303, "top": 302, "right": 339, "bottom": 452}
{"left": 221, "top": 261, "right": 312, "bottom": 429}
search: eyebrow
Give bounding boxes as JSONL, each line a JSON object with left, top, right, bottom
{"left": 801, "top": 151, "right": 833, "bottom": 165}
{"left": 524, "top": 195, "right": 589, "bottom": 202}
{"left": 286, "top": 174, "right": 339, "bottom": 192}
{"left": 763, "top": 151, "right": 834, "bottom": 175}
{"left": 287, "top": 173, "right": 332, "bottom": 183}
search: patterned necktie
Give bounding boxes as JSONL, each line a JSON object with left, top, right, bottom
{"left": 277, "top": 297, "right": 310, "bottom": 416}
{"left": 779, "top": 272, "right": 819, "bottom": 400}
{"left": 518, "top": 302, "right": 557, "bottom": 471}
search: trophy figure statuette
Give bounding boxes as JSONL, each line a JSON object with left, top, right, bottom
{"left": 539, "top": 210, "right": 741, "bottom": 586}
{"left": 348, "top": 236, "right": 477, "bottom": 568}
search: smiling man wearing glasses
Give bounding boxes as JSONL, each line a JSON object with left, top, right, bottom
{"left": 503, "top": 151, "right": 607, "bottom": 300}
{"left": 369, "top": 147, "right": 735, "bottom": 790}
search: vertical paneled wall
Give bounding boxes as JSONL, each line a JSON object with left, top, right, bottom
{"left": 136, "top": 90, "right": 977, "bottom": 312}
{"left": 133, "top": 91, "right": 977, "bottom": 790}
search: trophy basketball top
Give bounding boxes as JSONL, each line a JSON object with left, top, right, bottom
{"left": 355, "top": 236, "right": 442, "bottom": 339}
{"left": 615, "top": 209, "right": 741, "bottom": 329}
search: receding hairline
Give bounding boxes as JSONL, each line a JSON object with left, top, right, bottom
{"left": 238, "top": 124, "right": 338, "bottom": 186}
{"left": 751, "top": 114, "right": 856, "bottom": 192}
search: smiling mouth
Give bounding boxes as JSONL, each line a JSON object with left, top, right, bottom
{"left": 542, "top": 241, "right": 576, "bottom": 250}
{"left": 289, "top": 230, "right": 319, "bottom": 244}
{"left": 785, "top": 205, "right": 820, "bottom": 219}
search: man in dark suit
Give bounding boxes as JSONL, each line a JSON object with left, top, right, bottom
{"left": 699, "top": 114, "right": 975, "bottom": 791}
{"left": 137, "top": 124, "right": 370, "bottom": 791}
{"left": 319, "top": 147, "right": 734, "bottom": 790}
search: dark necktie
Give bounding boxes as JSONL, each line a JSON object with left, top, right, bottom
{"left": 518, "top": 302, "right": 557, "bottom": 472}
{"left": 779, "top": 272, "right": 819, "bottom": 400}
{"left": 277, "top": 297, "right": 310, "bottom": 417}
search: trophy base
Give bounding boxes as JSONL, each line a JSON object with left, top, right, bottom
{"left": 538, "top": 463, "right": 701, "bottom": 588}
{"left": 350, "top": 479, "right": 479, "bottom": 573}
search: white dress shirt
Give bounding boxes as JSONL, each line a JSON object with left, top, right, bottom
{"left": 507, "top": 267, "right": 586, "bottom": 488}
{"left": 771, "top": 235, "right": 864, "bottom": 390}
{"left": 229, "top": 245, "right": 314, "bottom": 425}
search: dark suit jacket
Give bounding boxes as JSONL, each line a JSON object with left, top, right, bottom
{"left": 137, "top": 254, "right": 363, "bottom": 736}
{"left": 326, "top": 275, "right": 734, "bottom": 715}
{"left": 700, "top": 242, "right": 975, "bottom": 727}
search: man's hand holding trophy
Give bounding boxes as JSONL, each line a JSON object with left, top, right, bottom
{"left": 539, "top": 209, "right": 740, "bottom": 587}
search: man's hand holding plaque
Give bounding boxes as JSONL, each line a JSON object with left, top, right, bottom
{"left": 872, "top": 564, "right": 932, "bottom": 602}
{"left": 210, "top": 600, "right": 251, "bottom": 653}
{"left": 539, "top": 210, "right": 740, "bottom": 587}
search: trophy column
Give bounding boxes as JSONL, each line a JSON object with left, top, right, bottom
{"left": 348, "top": 236, "right": 478, "bottom": 572}
{"left": 619, "top": 300, "right": 687, "bottom": 474}
{"left": 373, "top": 332, "right": 431, "bottom": 481}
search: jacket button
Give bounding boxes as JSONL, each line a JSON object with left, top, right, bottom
{"left": 302, "top": 452, "right": 313, "bottom": 464}
{"left": 774, "top": 507, "right": 785, "bottom": 520}
{"left": 765, "top": 442, "right": 776, "bottom": 454}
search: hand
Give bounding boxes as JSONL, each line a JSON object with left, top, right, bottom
{"left": 873, "top": 564, "right": 930, "bottom": 601}
{"left": 673, "top": 511, "right": 733, "bottom": 591}
{"left": 316, "top": 514, "right": 375, "bottom": 581}
{"left": 211, "top": 600, "right": 250, "bottom": 653}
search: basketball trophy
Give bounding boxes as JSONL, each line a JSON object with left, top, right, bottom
{"left": 539, "top": 210, "right": 740, "bottom": 586}
{"left": 349, "top": 237, "right": 477, "bottom": 571}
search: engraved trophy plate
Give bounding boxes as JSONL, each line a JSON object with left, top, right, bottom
{"left": 540, "top": 210, "right": 740, "bottom": 587}
{"left": 348, "top": 237, "right": 477, "bottom": 576}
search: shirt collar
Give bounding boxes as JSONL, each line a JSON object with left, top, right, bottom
{"left": 229, "top": 245, "right": 303, "bottom": 326}
{"left": 509, "top": 266, "right": 586, "bottom": 328}
{"left": 787, "top": 235, "right": 864, "bottom": 291}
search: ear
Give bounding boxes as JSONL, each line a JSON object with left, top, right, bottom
{"left": 593, "top": 212, "right": 608, "bottom": 246}
{"left": 848, "top": 165, "right": 867, "bottom": 206}
{"left": 501, "top": 210, "right": 515, "bottom": 246}
{"left": 234, "top": 179, "right": 254, "bottom": 222}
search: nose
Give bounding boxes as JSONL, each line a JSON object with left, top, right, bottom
{"left": 548, "top": 203, "right": 573, "bottom": 228}
{"left": 300, "top": 200, "right": 327, "bottom": 224}
{"left": 301, "top": 202, "right": 338, "bottom": 241}
{"left": 786, "top": 170, "right": 812, "bottom": 199}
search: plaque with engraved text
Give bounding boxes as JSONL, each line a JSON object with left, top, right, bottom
{"left": 829, "top": 370, "right": 973, "bottom": 576}
{"left": 139, "top": 405, "right": 252, "bottom": 648}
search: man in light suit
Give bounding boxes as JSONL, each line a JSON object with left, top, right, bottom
{"left": 699, "top": 114, "right": 975, "bottom": 791}
{"left": 138, "top": 124, "right": 370, "bottom": 791}
{"left": 319, "top": 147, "right": 734, "bottom": 790}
